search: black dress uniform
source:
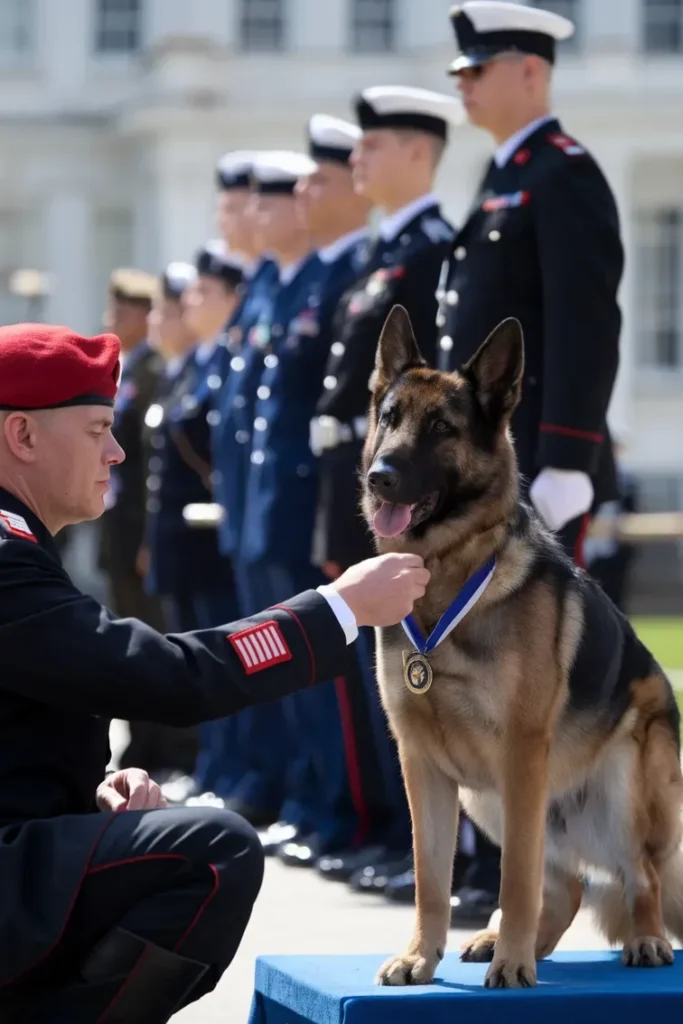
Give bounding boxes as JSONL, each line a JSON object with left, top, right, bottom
{"left": 0, "top": 489, "right": 351, "bottom": 1021}
{"left": 312, "top": 199, "right": 455, "bottom": 569}
{"left": 0, "top": 322, "right": 355, "bottom": 1022}
{"left": 443, "top": 4, "right": 624, "bottom": 563}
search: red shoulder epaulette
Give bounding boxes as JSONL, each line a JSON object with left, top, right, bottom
{"left": 547, "top": 132, "right": 585, "bottom": 157}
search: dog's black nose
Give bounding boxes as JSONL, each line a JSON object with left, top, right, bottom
{"left": 368, "top": 462, "right": 401, "bottom": 500}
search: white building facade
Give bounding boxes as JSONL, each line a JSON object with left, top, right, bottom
{"left": 0, "top": 0, "right": 682, "bottom": 524}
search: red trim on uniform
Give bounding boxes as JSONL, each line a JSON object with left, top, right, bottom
{"left": 174, "top": 863, "right": 220, "bottom": 951}
{"left": 574, "top": 514, "right": 591, "bottom": 569}
{"left": 272, "top": 605, "right": 315, "bottom": 686}
{"left": 334, "top": 677, "right": 371, "bottom": 848}
{"left": 86, "top": 853, "right": 187, "bottom": 875}
{"left": 540, "top": 424, "right": 604, "bottom": 444}
{"left": 0, "top": 814, "right": 116, "bottom": 988}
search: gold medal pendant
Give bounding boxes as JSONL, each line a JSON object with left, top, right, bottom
{"left": 402, "top": 651, "right": 433, "bottom": 695}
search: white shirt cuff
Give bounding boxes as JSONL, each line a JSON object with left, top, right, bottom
{"left": 316, "top": 584, "right": 358, "bottom": 645}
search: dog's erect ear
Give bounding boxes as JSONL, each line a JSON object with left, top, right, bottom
{"left": 370, "top": 305, "right": 425, "bottom": 393}
{"left": 462, "top": 318, "right": 524, "bottom": 423}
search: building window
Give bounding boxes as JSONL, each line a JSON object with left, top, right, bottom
{"left": 643, "top": 0, "right": 683, "bottom": 52}
{"left": 0, "top": 0, "right": 34, "bottom": 60}
{"left": 635, "top": 208, "right": 683, "bottom": 370}
{"left": 95, "top": 0, "right": 141, "bottom": 54}
{"left": 351, "top": 0, "right": 396, "bottom": 52}
{"left": 527, "top": 0, "right": 580, "bottom": 52}
{"left": 239, "top": 0, "right": 284, "bottom": 51}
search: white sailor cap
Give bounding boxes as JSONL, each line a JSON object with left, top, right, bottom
{"left": 161, "top": 261, "right": 197, "bottom": 300}
{"left": 195, "top": 240, "right": 245, "bottom": 288}
{"left": 448, "top": 2, "right": 575, "bottom": 74}
{"left": 355, "top": 85, "right": 465, "bottom": 141}
{"left": 215, "top": 150, "right": 260, "bottom": 191}
{"left": 250, "top": 150, "right": 318, "bottom": 194}
{"left": 307, "top": 114, "right": 361, "bottom": 166}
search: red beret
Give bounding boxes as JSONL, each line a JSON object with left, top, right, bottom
{"left": 0, "top": 323, "right": 121, "bottom": 411}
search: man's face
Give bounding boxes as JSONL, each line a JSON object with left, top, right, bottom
{"left": 102, "top": 297, "right": 149, "bottom": 350}
{"left": 216, "top": 189, "right": 254, "bottom": 254}
{"left": 182, "top": 276, "right": 236, "bottom": 340}
{"left": 251, "top": 193, "right": 306, "bottom": 254}
{"left": 295, "top": 162, "right": 356, "bottom": 240}
{"left": 28, "top": 406, "right": 124, "bottom": 524}
{"left": 453, "top": 55, "right": 529, "bottom": 131}
{"left": 147, "top": 295, "right": 191, "bottom": 358}
{"left": 350, "top": 129, "right": 412, "bottom": 204}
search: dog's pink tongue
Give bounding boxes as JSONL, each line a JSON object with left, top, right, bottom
{"left": 374, "top": 502, "right": 412, "bottom": 538}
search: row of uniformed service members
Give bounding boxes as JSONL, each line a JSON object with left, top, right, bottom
{"left": 98, "top": 0, "right": 624, "bottom": 930}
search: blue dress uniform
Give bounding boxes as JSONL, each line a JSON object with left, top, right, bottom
{"left": 144, "top": 254, "right": 260, "bottom": 819}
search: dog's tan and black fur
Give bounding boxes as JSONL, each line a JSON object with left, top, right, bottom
{"left": 362, "top": 305, "right": 683, "bottom": 989}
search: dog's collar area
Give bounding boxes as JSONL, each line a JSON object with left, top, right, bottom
{"left": 401, "top": 554, "right": 497, "bottom": 654}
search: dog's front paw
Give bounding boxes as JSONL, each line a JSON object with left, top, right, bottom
{"left": 460, "top": 929, "right": 498, "bottom": 962}
{"left": 622, "top": 936, "right": 674, "bottom": 967}
{"left": 484, "top": 954, "right": 536, "bottom": 989}
{"left": 375, "top": 949, "right": 442, "bottom": 986}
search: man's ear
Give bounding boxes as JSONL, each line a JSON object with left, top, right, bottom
{"left": 370, "top": 305, "right": 426, "bottom": 394}
{"left": 1, "top": 411, "right": 39, "bottom": 464}
{"left": 461, "top": 318, "right": 524, "bottom": 424}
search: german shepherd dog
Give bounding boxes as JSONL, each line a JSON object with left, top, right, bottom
{"left": 362, "top": 304, "right": 683, "bottom": 989}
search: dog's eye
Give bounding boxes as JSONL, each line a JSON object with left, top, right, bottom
{"left": 432, "top": 419, "right": 450, "bottom": 434}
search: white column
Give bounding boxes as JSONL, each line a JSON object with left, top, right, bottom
{"left": 601, "top": 151, "right": 635, "bottom": 444}
{"left": 43, "top": 191, "right": 92, "bottom": 333}
{"left": 148, "top": 134, "right": 219, "bottom": 266}
{"left": 38, "top": 0, "right": 90, "bottom": 103}
{"left": 399, "top": 0, "right": 451, "bottom": 50}
{"left": 145, "top": 0, "right": 230, "bottom": 45}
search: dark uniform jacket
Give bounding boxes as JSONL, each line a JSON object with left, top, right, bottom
{"left": 312, "top": 200, "right": 454, "bottom": 569}
{"left": 436, "top": 118, "right": 624, "bottom": 505}
{"left": 142, "top": 346, "right": 228, "bottom": 596}
{"left": 0, "top": 488, "right": 348, "bottom": 987}
{"left": 98, "top": 339, "right": 163, "bottom": 576}
{"left": 211, "top": 259, "right": 279, "bottom": 558}
{"left": 243, "top": 241, "right": 368, "bottom": 567}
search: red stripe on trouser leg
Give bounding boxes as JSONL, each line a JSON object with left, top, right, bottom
{"left": 174, "top": 864, "right": 220, "bottom": 952}
{"left": 574, "top": 513, "right": 591, "bottom": 569}
{"left": 95, "top": 946, "right": 152, "bottom": 1024}
{"left": 334, "top": 677, "right": 371, "bottom": 848}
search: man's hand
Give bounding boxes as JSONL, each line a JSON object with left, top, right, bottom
{"left": 333, "top": 553, "right": 430, "bottom": 628}
{"left": 96, "top": 768, "right": 168, "bottom": 813}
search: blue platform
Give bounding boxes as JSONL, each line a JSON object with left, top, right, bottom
{"left": 247, "top": 951, "right": 683, "bottom": 1023}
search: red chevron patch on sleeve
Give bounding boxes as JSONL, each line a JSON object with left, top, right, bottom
{"left": 228, "top": 620, "right": 292, "bottom": 674}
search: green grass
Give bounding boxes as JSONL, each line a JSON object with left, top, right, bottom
{"left": 631, "top": 617, "right": 683, "bottom": 672}
{"left": 630, "top": 617, "right": 683, "bottom": 719}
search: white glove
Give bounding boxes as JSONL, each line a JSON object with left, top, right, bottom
{"left": 529, "top": 468, "right": 594, "bottom": 532}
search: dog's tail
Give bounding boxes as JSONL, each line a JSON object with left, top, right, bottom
{"left": 585, "top": 851, "right": 683, "bottom": 946}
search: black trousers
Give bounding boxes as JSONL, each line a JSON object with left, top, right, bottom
{"left": 14, "top": 807, "right": 265, "bottom": 1022}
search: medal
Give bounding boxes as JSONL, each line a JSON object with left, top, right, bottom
{"left": 400, "top": 555, "right": 497, "bottom": 696}
{"left": 403, "top": 651, "right": 433, "bottom": 695}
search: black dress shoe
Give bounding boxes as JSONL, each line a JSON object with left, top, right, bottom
{"left": 258, "top": 821, "right": 300, "bottom": 856}
{"left": 384, "top": 851, "right": 475, "bottom": 905}
{"left": 276, "top": 835, "right": 320, "bottom": 868}
{"left": 348, "top": 854, "right": 412, "bottom": 895}
{"left": 450, "top": 886, "right": 499, "bottom": 927}
{"left": 316, "top": 844, "right": 390, "bottom": 882}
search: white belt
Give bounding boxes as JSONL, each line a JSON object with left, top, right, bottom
{"left": 310, "top": 415, "right": 368, "bottom": 455}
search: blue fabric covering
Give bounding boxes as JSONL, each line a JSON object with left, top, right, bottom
{"left": 248, "top": 951, "right": 683, "bottom": 1023}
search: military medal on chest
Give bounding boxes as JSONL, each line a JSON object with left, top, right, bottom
{"left": 400, "top": 556, "right": 497, "bottom": 696}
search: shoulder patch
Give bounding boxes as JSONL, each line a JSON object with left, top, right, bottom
{"left": 229, "top": 620, "right": 292, "bottom": 674}
{"left": 0, "top": 509, "right": 37, "bottom": 543}
{"left": 419, "top": 216, "right": 455, "bottom": 245}
{"left": 547, "top": 132, "right": 585, "bottom": 157}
